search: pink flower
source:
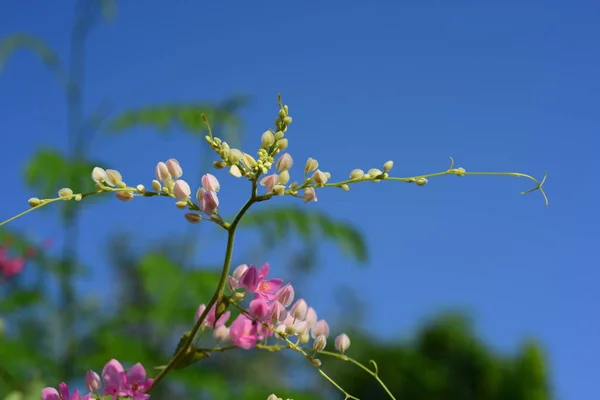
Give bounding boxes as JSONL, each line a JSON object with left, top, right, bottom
{"left": 227, "top": 264, "right": 249, "bottom": 290}
{"left": 311, "top": 319, "right": 330, "bottom": 339}
{"left": 275, "top": 284, "right": 295, "bottom": 307}
{"left": 269, "top": 301, "right": 288, "bottom": 323}
{"left": 41, "top": 388, "right": 60, "bottom": 400}
{"left": 125, "top": 363, "right": 153, "bottom": 400}
{"left": 195, "top": 303, "right": 231, "bottom": 328}
{"left": 229, "top": 314, "right": 259, "bottom": 349}
{"left": 102, "top": 359, "right": 127, "bottom": 399}
{"left": 260, "top": 173, "right": 279, "bottom": 193}
{"left": 42, "top": 383, "right": 91, "bottom": 400}
{"left": 85, "top": 370, "right": 101, "bottom": 392}
{"left": 239, "top": 263, "right": 283, "bottom": 301}
{"left": 303, "top": 187, "right": 317, "bottom": 203}
{"left": 196, "top": 188, "right": 219, "bottom": 216}
{"left": 201, "top": 173, "right": 220, "bottom": 192}
{"left": 166, "top": 158, "right": 182, "bottom": 179}
{"left": 173, "top": 179, "right": 191, "bottom": 201}
{"left": 249, "top": 299, "right": 270, "bottom": 321}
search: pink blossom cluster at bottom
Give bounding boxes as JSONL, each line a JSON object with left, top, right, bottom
{"left": 42, "top": 359, "right": 152, "bottom": 400}
{"left": 197, "top": 263, "right": 333, "bottom": 350}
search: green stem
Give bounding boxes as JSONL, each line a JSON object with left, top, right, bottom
{"left": 148, "top": 180, "right": 260, "bottom": 392}
{"left": 318, "top": 350, "right": 396, "bottom": 400}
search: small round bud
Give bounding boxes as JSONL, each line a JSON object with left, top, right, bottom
{"left": 349, "top": 169, "right": 364, "bottom": 180}
{"left": 274, "top": 131, "right": 284, "bottom": 140}
{"left": 185, "top": 213, "right": 202, "bottom": 224}
{"left": 58, "top": 188, "right": 73, "bottom": 199}
{"left": 291, "top": 299, "right": 308, "bottom": 319}
{"left": 136, "top": 184, "right": 146, "bottom": 193}
{"left": 416, "top": 177, "right": 428, "bottom": 186}
{"left": 335, "top": 333, "right": 351, "bottom": 353}
{"left": 279, "top": 109, "right": 286, "bottom": 119}
{"left": 277, "top": 138, "right": 288, "bottom": 150}
{"left": 74, "top": 194, "right": 82, "bottom": 201}
{"left": 175, "top": 200, "right": 188, "bottom": 209}
{"left": 368, "top": 168, "right": 383, "bottom": 178}
{"left": 382, "top": 160, "right": 394, "bottom": 173}
{"left": 299, "top": 331, "right": 310, "bottom": 344}
{"left": 283, "top": 116, "right": 292, "bottom": 125}
{"left": 213, "top": 160, "right": 227, "bottom": 170}
{"left": 341, "top": 184, "right": 350, "bottom": 191}
{"left": 28, "top": 197, "right": 41, "bottom": 207}
{"left": 261, "top": 130, "right": 275, "bottom": 148}
{"left": 456, "top": 167, "right": 466, "bottom": 176}
{"left": 115, "top": 191, "right": 133, "bottom": 202}
{"left": 311, "top": 358, "right": 322, "bottom": 368}
{"left": 151, "top": 180, "right": 162, "bottom": 191}
{"left": 283, "top": 105, "right": 289, "bottom": 115}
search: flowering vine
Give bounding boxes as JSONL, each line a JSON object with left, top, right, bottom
{"left": 0, "top": 95, "right": 547, "bottom": 399}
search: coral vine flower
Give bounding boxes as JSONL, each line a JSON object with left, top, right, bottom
{"left": 230, "top": 314, "right": 259, "bottom": 349}
{"left": 196, "top": 303, "right": 231, "bottom": 328}
{"left": 41, "top": 383, "right": 91, "bottom": 400}
{"left": 102, "top": 359, "right": 127, "bottom": 399}
{"left": 239, "top": 263, "right": 283, "bottom": 300}
{"left": 125, "top": 363, "right": 153, "bottom": 400}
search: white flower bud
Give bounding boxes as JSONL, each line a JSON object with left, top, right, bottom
{"left": 349, "top": 169, "right": 364, "bottom": 180}
{"left": 416, "top": 177, "right": 428, "bottom": 186}
{"left": 151, "top": 180, "right": 162, "bottom": 191}
{"left": 58, "top": 188, "right": 73, "bottom": 199}
{"left": 28, "top": 197, "right": 41, "bottom": 207}
{"left": 91, "top": 167, "right": 108, "bottom": 183}
{"left": 304, "top": 158, "right": 319, "bottom": 174}
{"left": 277, "top": 138, "right": 289, "bottom": 150}
{"left": 261, "top": 130, "right": 275, "bottom": 148}
{"left": 312, "top": 334, "right": 327, "bottom": 352}
{"left": 334, "top": 333, "right": 351, "bottom": 353}
{"left": 382, "top": 160, "right": 394, "bottom": 173}
{"left": 105, "top": 169, "right": 123, "bottom": 187}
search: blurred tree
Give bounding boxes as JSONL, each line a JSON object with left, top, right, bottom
{"left": 327, "top": 313, "right": 553, "bottom": 400}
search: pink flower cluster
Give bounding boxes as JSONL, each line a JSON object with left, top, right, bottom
{"left": 42, "top": 359, "right": 152, "bottom": 400}
{"left": 196, "top": 263, "right": 332, "bottom": 351}
{"left": 0, "top": 245, "right": 26, "bottom": 280}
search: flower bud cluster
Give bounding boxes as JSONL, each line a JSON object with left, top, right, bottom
{"left": 205, "top": 102, "right": 293, "bottom": 182}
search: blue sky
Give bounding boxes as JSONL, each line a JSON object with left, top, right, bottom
{"left": 1, "top": 1, "right": 598, "bottom": 398}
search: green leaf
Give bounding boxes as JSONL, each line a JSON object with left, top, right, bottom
{"left": 23, "top": 148, "right": 105, "bottom": 199}
{"left": 0, "top": 34, "right": 67, "bottom": 86}
{"left": 240, "top": 206, "right": 368, "bottom": 263}
{"left": 0, "top": 289, "right": 42, "bottom": 313}
{"left": 138, "top": 253, "right": 221, "bottom": 333}
{"left": 106, "top": 96, "right": 248, "bottom": 144}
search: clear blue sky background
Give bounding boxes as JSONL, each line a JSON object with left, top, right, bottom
{"left": 0, "top": 1, "right": 598, "bottom": 399}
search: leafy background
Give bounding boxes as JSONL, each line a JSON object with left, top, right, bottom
{"left": 1, "top": 0, "right": 598, "bottom": 399}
